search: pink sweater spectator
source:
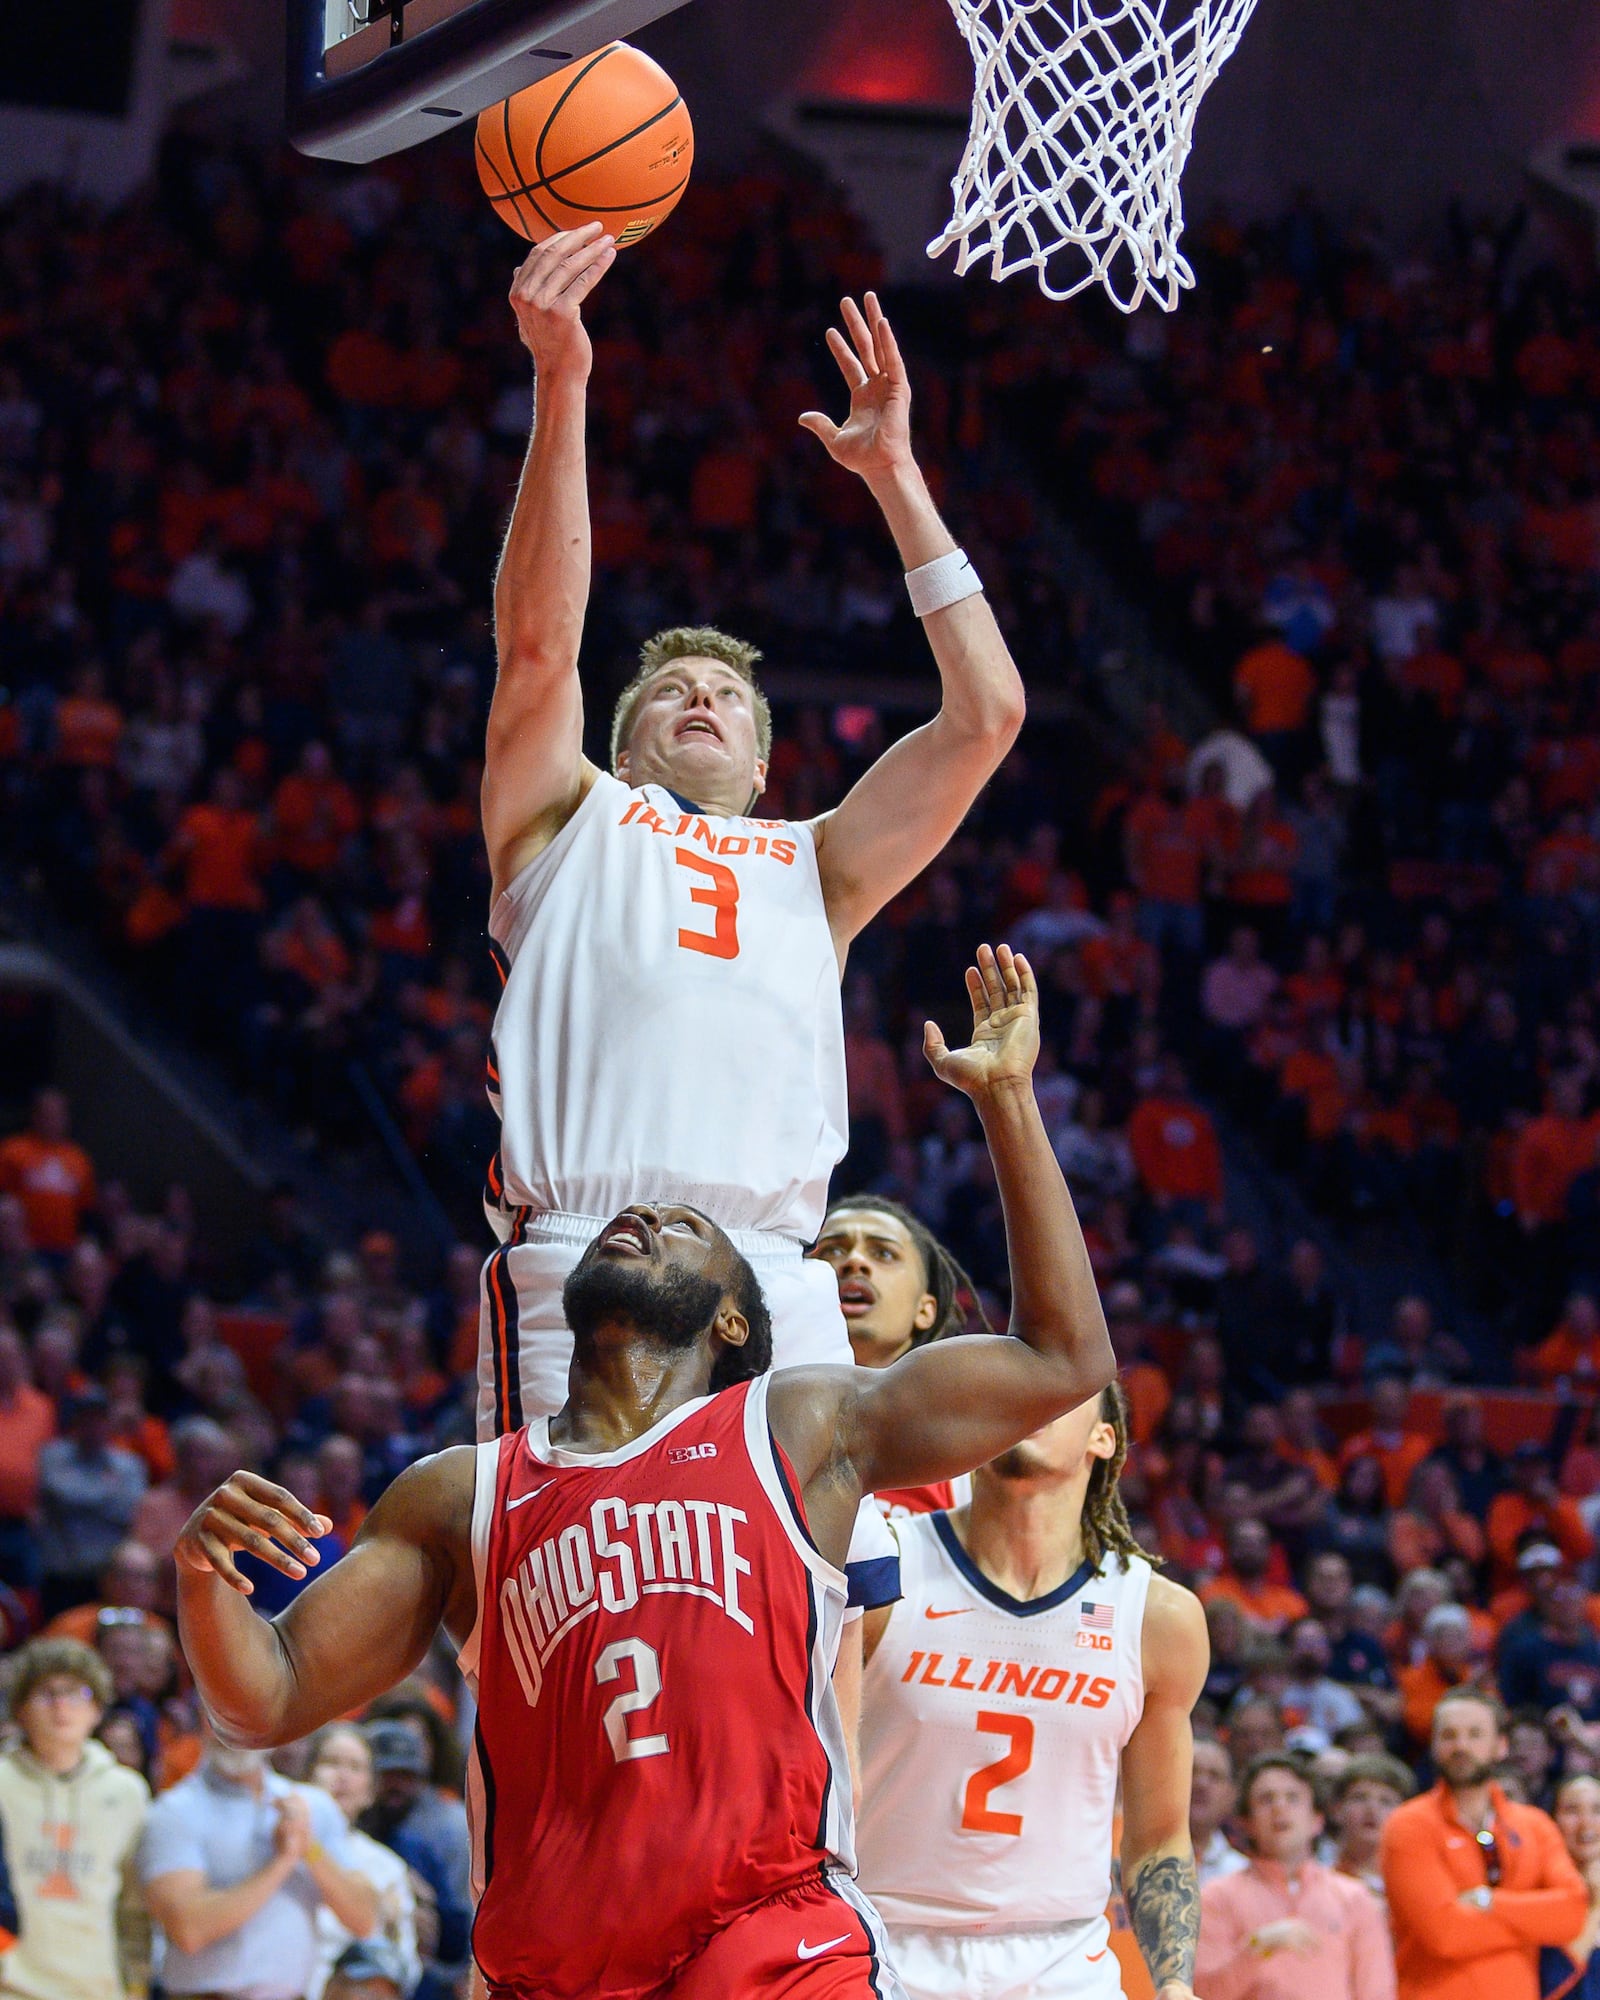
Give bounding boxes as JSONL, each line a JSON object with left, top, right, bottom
{"left": 1197, "top": 1856, "right": 1396, "bottom": 2000}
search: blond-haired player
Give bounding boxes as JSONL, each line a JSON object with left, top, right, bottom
{"left": 475, "top": 226, "right": 1024, "bottom": 1645}
{"left": 858, "top": 1379, "right": 1208, "bottom": 1999}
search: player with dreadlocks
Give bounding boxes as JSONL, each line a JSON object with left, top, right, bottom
{"left": 855, "top": 1318, "right": 1208, "bottom": 1999}
{"left": 811, "top": 1193, "right": 991, "bottom": 1515}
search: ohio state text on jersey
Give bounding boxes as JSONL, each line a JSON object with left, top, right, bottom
{"left": 458, "top": 1374, "right": 855, "bottom": 1997}
{"left": 858, "top": 1510, "right": 1151, "bottom": 1931}
{"left": 486, "top": 771, "right": 847, "bottom": 1241}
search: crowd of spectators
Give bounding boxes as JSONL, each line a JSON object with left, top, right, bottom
{"left": 5, "top": 117, "right": 1600, "bottom": 2000}
{"left": 0, "top": 132, "right": 1090, "bottom": 1226}
{"left": 1002, "top": 201, "right": 1600, "bottom": 1352}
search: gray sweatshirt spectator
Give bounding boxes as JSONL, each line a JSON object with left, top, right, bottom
{"left": 35, "top": 1392, "right": 146, "bottom": 1620}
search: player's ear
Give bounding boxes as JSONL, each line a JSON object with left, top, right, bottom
{"left": 714, "top": 1300, "right": 750, "bottom": 1349}
{"left": 1088, "top": 1419, "right": 1118, "bottom": 1462}
{"left": 750, "top": 757, "right": 768, "bottom": 798}
{"left": 615, "top": 744, "right": 632, "bottom": 783}
{"left": 912, "top": 1291, "right": 939, "bottom": 1333}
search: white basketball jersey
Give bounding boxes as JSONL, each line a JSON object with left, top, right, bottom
{"left": 858, "top": 1510, "right": 1151, "bottom": 1931}
{"left": 486, "top": 771, "right": 847, "bottom": 1240}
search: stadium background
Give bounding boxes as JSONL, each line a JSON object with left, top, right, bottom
{"left": 8, "top": 0, "right": 1600, "bottom": 1991}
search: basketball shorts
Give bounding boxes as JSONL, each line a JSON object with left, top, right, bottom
{"left": 478, "top": 1211, "right": 901, "bottom": 1609}
{"left": 671, "top": 1871, "right": 907, "bottom": 2000}
{"left": 885, "top": 1917, "right": 1125, "bottom": 2000}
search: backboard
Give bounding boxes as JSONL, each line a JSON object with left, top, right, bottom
{"left": 288, "top": 0, "right": 696, "bottom": 163}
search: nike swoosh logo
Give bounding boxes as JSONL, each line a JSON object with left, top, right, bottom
{"left": 507, "top": 1482, "right": 555, "bottom": 1510}
{"left": 924, "top": 1607, "right": 971, "bottom": 1619}
{"left": 797, "top": 1935, "right": 851, "bottom": 1960}
{"left": 1087, "top": 1949, "right": 1108, "bottom": 1962}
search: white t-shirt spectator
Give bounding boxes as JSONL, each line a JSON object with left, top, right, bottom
{"left": 141, "top": 1769, "right": 354, "bottom": 2000}
{"left": 1202, "top": 956, "right": 1280, "bottom": 1032}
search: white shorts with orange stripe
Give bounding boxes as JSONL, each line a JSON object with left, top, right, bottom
{"left": 885, "top": 1917, "right": 1126, "bottom": 2000}
{"left": 477, "top": 1210, "right": 900, "bottom": 1609}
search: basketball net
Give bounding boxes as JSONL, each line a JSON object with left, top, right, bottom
{"left": 929, "top": 0, "right": 1261, "bottom": 312}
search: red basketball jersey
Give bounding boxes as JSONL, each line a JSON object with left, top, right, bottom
{"left": 458, "top": 1373, "right": 855, "bottom": 1998}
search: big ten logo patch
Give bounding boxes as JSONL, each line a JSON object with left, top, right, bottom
{"left": 669, "top": 1443, "right": 717, "bottom": 1464}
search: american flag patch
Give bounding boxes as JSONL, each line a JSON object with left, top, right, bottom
{"left": 1079, "top": 1601, "right": 1114, "bottom": 1632}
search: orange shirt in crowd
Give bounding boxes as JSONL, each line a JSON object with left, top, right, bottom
{"left": 1389, "top": 1506, "right": 1485, "bottom": 1580}
{"left": 272, "top": 772, "right": 360, "bottom": 875}
{"left": 1120, "top": 1359, "right": 1172, "bottom": 1446}
{"left": 1395, "top": 1659, "right": 1480, "bottom": 1748}
{"left": 1125, "top": 793, "right": 1203, "bottom": 905}
{"left": 113, "top": 1411, "right": 176, "bottom": 1485}
{"left": 1486, "top": 1492, "right": 1594, "bottom": 1585}
{"left": 1128, "top": 1095, "right": 1224, "bottom": 1203}
{"left": 1524, "top": 1315, "right": 1600, "bottom": 1386}
{"left": 1280, "top": 1047, "right": 1348, "bottom": 1141}
{"left": 1200, "top": 1570, "right": 1309, "bottom": 1633}
{"left": 0, "top": 1383, "right": 55, "bottom": 1517}
{"left": 1383, "top": 1782, "right": 1585, "bottom": 2000}
{"left": 1339, "top": 1427, "right": 1433, "bottom": 1510}
{"left": 54, "top": 692, "right": 124, "bottom": 769}
{"left": 1510, "top": 1110, "right": 1598, "bottom": 1228}
{"left": 172, "top": 803, "right": 264, "bottom": 911}
{"left": 1235, "top": 639, "right": 1316, "bottom": 735}
{"left": 0, "top": 1132, "right": 98, "bottom": 1252}
{"left": 1278, "top": 1438, "right": 1339, "bottom": 1492}
{"left": 42, "top": 1603, "right": 172, "bottom": 1646}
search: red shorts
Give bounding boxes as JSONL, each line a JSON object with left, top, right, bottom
{"left": 671, "top": 1871, "right": 905, "bottom": 1999}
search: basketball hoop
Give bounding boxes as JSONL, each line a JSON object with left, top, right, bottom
{"left": 929, "top": 0, "right": 1261, "bottom": 312}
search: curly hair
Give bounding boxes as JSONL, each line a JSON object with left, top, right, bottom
{"left": 610, "top": 627, "right": 771, "bottom": 770}
{"left": 709, "top": 1249, "right": 774, "bottom": 1392}
{"left": 6, "top": 1636, "right": 112, "bottom": 1715}
{"left": 1082, "top": 1379, "right": 1162, "bottom": 1576}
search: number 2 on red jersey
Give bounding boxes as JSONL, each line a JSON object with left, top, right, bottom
{"left": 960, "top": 1711, "right": 1034, "bottom": 1836}
{"left": 676, "top": 848, "right": 740, "bottom": 959}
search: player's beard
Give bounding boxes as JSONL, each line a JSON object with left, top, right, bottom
{"left": 563, "top": 1256, "right": 724, "bottom": 1358}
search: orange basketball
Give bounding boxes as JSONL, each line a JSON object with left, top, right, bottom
{"left": 475, "top": 43, "right": 693, "bottom": 250}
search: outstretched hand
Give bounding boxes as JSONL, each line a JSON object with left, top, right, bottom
{"left": 798, "top": 292, "right": 914, "bottom": 485}
{"left": 924, "top": 944, "right": 1040, "bottom": 1102}
{"left": 508, "top": 222, "right": 616, "bottom": 379}
{"left": 175, "top": 1470, "right": 332, "bottom": 1596}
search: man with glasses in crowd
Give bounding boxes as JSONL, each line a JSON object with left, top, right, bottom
{"left": 0, "top": 1635, "right": 148, "bottom": 2000}
{"left": 1382, "top": 1688, "right": 1586, "bottom": 2000}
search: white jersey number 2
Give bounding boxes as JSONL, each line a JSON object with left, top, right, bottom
{"left": 676, "top": 849, "right": 740, "bottom": 959}
{"left": 960, "top": 1711, "right": 1034, "bottom": 1836}
{"left": 596, "top": 1637, "right": 670, "bottom": 1762}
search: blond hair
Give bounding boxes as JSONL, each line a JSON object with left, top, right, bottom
{"left": 610, "top": 627, "right": 771, "bottom": 771}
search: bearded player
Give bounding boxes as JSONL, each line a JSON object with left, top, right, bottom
{"left": 173, "top": 946, "right": 1116, "bottom": 1998}
{"left": 477, "top": 225, "right": 1022, "bottom": 1445}
{"left": 856, "top": 1378, "right": 1207, "bottom": 2000}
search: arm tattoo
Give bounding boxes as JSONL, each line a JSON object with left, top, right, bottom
{"left": 1126, "top": 1851, "right": 1199, "bottom": 1992}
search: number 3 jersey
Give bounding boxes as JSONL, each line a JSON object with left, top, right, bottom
{"left": 857, "top": 1511, "right": 1151, "bottom": 1932}
{"left": 486, "top": 771, "right": 847, "bottom": 1242}
{"left": 457, "top": 1373, "right": 856, "bottom": 1998}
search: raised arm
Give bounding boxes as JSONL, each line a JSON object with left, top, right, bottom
{"left": 1120, "top": 1577, "right": 1210, "bottom": 2000}
{"left": 482, "top": 224, "right": 616, "bottom": 898}
{"left": 173, "top": 1456, "right": 475, "bottom": 1747}
{"left": 800, "top": 296, "right": 1024, "bottom": 949}
{"left": 772, "top": 946, "right": 1115, "bottom": 1513}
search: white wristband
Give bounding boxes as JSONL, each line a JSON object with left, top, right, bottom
{"left": 905, "top": 547, "right": 983, "bottom": 618}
